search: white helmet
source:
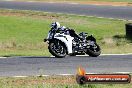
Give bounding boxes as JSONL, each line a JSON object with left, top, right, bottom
{"left": 51, "top": 22, "right": 60, "bottom": 29}
{"left": 60, "top": 26, "right": 66, "bottom": 30}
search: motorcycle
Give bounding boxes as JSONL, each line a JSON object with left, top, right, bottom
{"left": 44, "top": 28, "right": 101, "bottom": 58}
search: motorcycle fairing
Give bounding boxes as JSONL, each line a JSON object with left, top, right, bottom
{"left": 54, "top": 33, "right": 74, "bottom": 54}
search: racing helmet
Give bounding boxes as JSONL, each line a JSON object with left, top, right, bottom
{"left": 60, "top": 26, "right": 66, "bottom": 30}
{"left": 51, "top": 22, "right": 60, "bottom": 29}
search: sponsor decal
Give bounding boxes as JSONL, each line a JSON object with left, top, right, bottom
{"left": 76, "top": 67, "right": 131, "bottom": 84}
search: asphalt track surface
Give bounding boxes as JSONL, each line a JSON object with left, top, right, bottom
{"left": 0, "top": 55, "right": 132, "bottom": 76}
{"left": 0, "top": 1, "right": 132, "bottom": 20}
{"left": 0, "top": 1, "right": 132, "bottom": 76}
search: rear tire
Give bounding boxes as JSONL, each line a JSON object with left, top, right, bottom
{"left": 86, "top": 42, "right": 101, "bottom": 57}
{"left": 48, "top": 40, "right": 67, "bottom": 58}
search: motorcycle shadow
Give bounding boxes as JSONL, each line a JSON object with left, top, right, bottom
{"left": 18, "top": 55, "right": 96, "bottom": 59}
{"left": 20, "top": 56, "right": 56, "bottom": 58}
{"left": 19, "top": 56, "right": 85, "bottom": 59}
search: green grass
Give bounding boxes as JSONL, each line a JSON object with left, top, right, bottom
{"left": 0, "top": 9, "right": 132, "bottom": 56}
{"left": 0, "top": 76, "right": 131, "bottom": 88}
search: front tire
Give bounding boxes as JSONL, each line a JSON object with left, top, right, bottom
{"left": 48, "top": 40, "right": 67, "bottom": 58}
{"left": 86, "top": 42, "right": 101, "bottom": 57}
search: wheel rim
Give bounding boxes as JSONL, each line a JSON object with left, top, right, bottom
{"left": 51, "top": 41, "right": 66, "bottom": 56}
{"left": 89, "top": 42, "right": 100, "bottom": 52}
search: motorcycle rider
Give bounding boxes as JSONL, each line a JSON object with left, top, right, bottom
{"left": 51, "top": 22, "right": 68, "bottom": 32}
{"left": 50, "top": 22, "right": 83, "bottom": 40}
{"left": 51, "top": 22, "right": 61, "bottom": 30}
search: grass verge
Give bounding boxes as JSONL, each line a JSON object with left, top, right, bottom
{"left": 0, "top": 9, "right": 132, "bottom": 56}
{"left": 0, "top": 75, "right": 131, "bottom": 88}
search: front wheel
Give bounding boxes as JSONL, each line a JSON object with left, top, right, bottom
{"left": 48, "top": 40, "right": 67, "bottom": 58}
{"left": 86, "top": 42, "right": 101, "bottom": 57}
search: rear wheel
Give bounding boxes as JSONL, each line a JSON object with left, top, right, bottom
{"left": 86, "top": 42, "right": 101, "bottom": 57}
{"left": 48, "top": 40, "right": 67, "bottom": 58}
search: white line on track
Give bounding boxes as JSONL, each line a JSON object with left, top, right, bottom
{"left": 12, "top": 76, "right": 28, "bottom": 78}
{"left": 70, "top": 3, "right": 79, "bottom": 5}
{"left": 0, "top": 53, "right": 132, "bottom": 59}
{"left": 75, "top": 53, "right": 132, "bottom": 57}
{"left": 115, "top": 72, "right": 132, "bottom": 74}
{"left": 1, "top": 8, "right": 132, "bottom": 22}
{"left": 101, "top": 53, "right": 132, "bottom": 56}
{"left": 45, "top": 12, "right": 132, "bottom": 22}
{"left": 49, "top": 53, "right": 132, "bottom": 57}
{"left": 11, "top": 72, "right": 132, "bottom": 77}
{"left": 0, "top": 57, "right": 8, "bottom": 58}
